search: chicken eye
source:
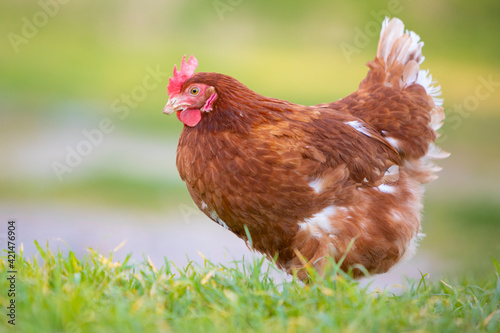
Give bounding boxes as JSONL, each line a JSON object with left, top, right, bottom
{"left": 189, "top": 87, "right": 200, "bottom": 96}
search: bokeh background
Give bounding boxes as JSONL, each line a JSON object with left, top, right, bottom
{"left": 1, "top": 0, "right": 499, "bottom": 284}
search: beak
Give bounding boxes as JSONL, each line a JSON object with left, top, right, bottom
{"left": 163, "top": 98, "right": 188, "bottom": 115}
{"left": 163, "top": 98, "right": 177, "bottom": 115}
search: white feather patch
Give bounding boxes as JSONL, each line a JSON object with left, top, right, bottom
{"left": 416, "top": 69, "right": 443, "bottom": 107}
{"left": 378, "top": 184, "right": 396, "bottom": 194}
{"left": 385, "top": 165, "right": 399, "bottom": 176}
{"left": 385, "top": 137, "right": 400, "bottom": 151}
{"left": 426, "top": 143, "right": 450, "bottom": 159}
{"left": 401, "top": 231, "right": 425, "bottom": 263}
{"left": 309, "top": 178, "right": 323, "bottom": 194}
{"left": 345, "top": 121, "right": 372, "bottom": 137}
{"left": 304, "top": 205, "right": 337, "bottom": 234}
{"left": 209, "top": 210, "right": 229, "bottom": 230}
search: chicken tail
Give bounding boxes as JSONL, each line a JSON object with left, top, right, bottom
{"left": 353, "top": 17, "right": 449, "bottom": 183}
{"left": 374, "top": 18, "right": 442, "bottom": 109}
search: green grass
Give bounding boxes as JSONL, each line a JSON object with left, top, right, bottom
{"left": 1, "top": 243, "right": 499, "bottom": 332}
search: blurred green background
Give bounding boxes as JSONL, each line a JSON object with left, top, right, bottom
{"left": 1, "top": 0, "right": 499, "bottom": 278}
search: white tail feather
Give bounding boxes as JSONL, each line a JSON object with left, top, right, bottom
{"left": 377, "top": 17, "right": 442, "bottom": 109}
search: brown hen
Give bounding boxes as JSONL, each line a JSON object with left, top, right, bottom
{"left": 163, "top": 17, "right": 448, "bottom": 279}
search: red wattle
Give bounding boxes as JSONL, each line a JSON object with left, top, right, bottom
{"left": 178, "top": 109, "right": 202, "bottom": 127}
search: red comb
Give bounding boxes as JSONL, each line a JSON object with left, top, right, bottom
{"left": 167, "top": 55, "right": 198, "bottom": 96}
